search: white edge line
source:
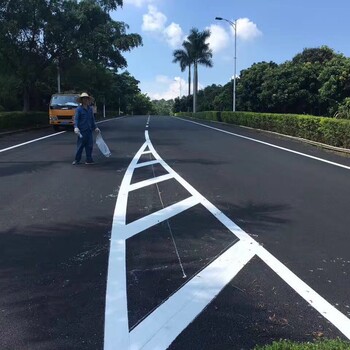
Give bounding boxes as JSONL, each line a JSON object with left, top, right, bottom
{"left": 130, "top": 240, "right": 258, "bottom": 350}
{"left": 256, "top": 246, "right": 350, "bottom": 339}
{"left": 175, "top": 117, "right": 350, "bottom": 171}
{"left": 123, "top": 196, "right": 200, "bottom": 240}
{"left": 129, "top": 173, "right": 173, "bottom": 192}
{"left": 0, "top": 131, "right": 66, "bottom": 153}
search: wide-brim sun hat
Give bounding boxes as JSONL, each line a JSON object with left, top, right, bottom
{"left": 77, "top": 92, "right": 92, "bottom": 103}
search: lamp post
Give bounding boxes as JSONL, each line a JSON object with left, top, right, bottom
{"left": 215, "top": 17, "right": 237, "bottom": 112}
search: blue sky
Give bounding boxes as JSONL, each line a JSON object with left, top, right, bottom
{"left": 111, "top": 0, "right": 350, "bottom": 100}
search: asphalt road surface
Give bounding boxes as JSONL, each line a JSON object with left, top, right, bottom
{"left": 1, "top": 115, "right": 350, "bottom": 350}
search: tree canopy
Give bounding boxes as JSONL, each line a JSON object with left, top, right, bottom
{"left": 0, "top": 0, "right": 145, "bottom": 112}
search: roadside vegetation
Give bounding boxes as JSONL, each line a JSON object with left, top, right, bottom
{"left": 254, "top": 338, "right": 350, "bottom": 350}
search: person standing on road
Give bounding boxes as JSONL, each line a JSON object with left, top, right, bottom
{"left": 72, "top": 92, "right": 100, "bottom": 165}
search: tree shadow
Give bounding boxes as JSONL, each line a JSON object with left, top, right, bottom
{"left": 0, "top": 218, "right": 111, "bottom": 349}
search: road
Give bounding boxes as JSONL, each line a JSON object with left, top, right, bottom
{"left": 0, "top": 115, "right": 350, "bottom": 350}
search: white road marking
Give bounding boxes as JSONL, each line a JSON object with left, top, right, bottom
{"left": 130, "top": 239, "right": 258, "bottom": 350}
{"left": 104, "top": 124, "right": 350, "bottom": 350}
{"left": 134, "top": 160, "right": 159, "bottom": 168}
{"left": 256, "top": 246, "right": 350, "bottom": 339}
{"left": 0, "top": 117, "right": 122, "bottom": 154}
{"left": 128, "top": 173, "right": 173, "bottom": 192}
{"left": 176, "top": 117, "right": 350, "bottom": 171}
{"left": 123, "top": 196, "right": 200, "bottom": 240}
{"left": 0, "top": 131, "right": 66, "bottom": 153}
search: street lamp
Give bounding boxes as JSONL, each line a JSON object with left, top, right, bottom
{"left": 215, "top": 16, "right": 237, "bottom": 112}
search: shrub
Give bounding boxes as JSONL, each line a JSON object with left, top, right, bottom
{"left": 0, "top": 111, "right": 48, "bottom": 130}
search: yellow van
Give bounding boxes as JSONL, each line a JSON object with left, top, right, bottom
{"left": 49, "top": 93, "right": 79, "bottom": 131}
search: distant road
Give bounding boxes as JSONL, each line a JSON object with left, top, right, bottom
{"left": 0, "top": 115, "right": 349, "bottom": 350}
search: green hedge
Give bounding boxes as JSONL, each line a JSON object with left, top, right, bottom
{"left": 254, "top": 338, "right": 350, "bottom": 350}
{"left": 176, "top": 111, "right": 350, "bottom": 149}
{"left": 0, "top": 111, "right": 48, "bottom": 130}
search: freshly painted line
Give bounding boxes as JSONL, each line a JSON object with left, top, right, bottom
{"left": 256, "top": 246, "right": 350, "bottom": 339}
{"left": 104, "top": 141, "right": 149, "bottom": 350}
{"left": 145, "top": 129, "right": 350, "bottom": 341}
{"left": 0, "top": 116, "right": 124, "bottom": 154}
{"left": 0, "top": 131, "right": 66, "bottom": 153}
{"left": 134, "top": 159, "right": 160, "bottom": 168}
{"left": 175, "top": 117, "right": 350, "bottom": 171}
{"left": 141, "top": 151, "right": 152, "bottom": 155}
{"left": 130, "top": 239, "right": 258, "bottom": 350}
{"left": 105, "top": 128, "right": 350, "bottom": 350}
{"left": 128, "top": 173, "right": 173, "bottom": 192}
{"left": 123, "top": 196, "right": 200, "bottom": 240}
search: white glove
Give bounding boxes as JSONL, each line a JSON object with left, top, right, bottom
{"left": 95, "top": 127, "right": 100, "bottom": 133}
{"left": 74, "top": 127, "right": 80, "bottom": 134}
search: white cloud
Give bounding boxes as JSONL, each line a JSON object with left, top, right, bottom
{"left": 142, "top": 5, "right": 167, "bottom": 32}
{"left": 147, "top": 76, "right": 187, "bottom": 100}
{"left": 206, "top": 24, "right": 230, "bottom": 53}
{"left": 142, "top": 5, "right": 184, "bottom": 48}
{"left": 124, "top": 0, "right": 155, "bottom": 7}
{"left": 235, "top": 18, "right": 262, "bottom": 41}
{"left": 164, "top": 22, "right": 184, "bottom": 48}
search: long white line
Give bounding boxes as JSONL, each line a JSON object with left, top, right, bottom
{"left": 256, "top": 247, "right": 350, "bottom": 339}
{"left": 0, "top": 131, "right": 66, "bottom": 153}
{"left": 0, "top": 117, "right": 123, "bottom": 154}
{"left": 105, "top": 129, "right": 350, "bottom": 350}
{"left": 130, "top": 239, "right": 257, "bottom": 350}
{"left": 104, "top": 141, "right": 149, "bottom": 350}
{"left": 175, "top": 117, "right": 350, "bottom": 171}
{"left": 144, "top": 129, "right": 350, "bottom": 341}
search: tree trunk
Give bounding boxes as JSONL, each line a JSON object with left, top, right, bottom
{"left": 193, "top": 62, "right": 198, "bottom": 113}
{"left": 188, "top": 64, "right": 191, "bottom": 96}
{"left": 23, "top": 85, "right": 30, "bottom": 112}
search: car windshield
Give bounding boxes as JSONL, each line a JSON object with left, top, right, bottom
{"left": 50, "top": 95, "right": 79, "bottom": 107}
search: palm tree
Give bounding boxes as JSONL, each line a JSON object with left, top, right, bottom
{"left": 185, "top": 28, "right": 213, "bottom": 113}
{"left": 172, "top": 45, "right": 192, "bottom": 110}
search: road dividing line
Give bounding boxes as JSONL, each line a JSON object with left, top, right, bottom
{"left": 123, "top": 196, "right": 200, "bottom": 240}
{"left": 104, "top": 126, "right": 350, "bottom": 350}
{"left": 0, "top": 131, "right": 66, "bottom": 153}
{"left": 129, "top": 174, "right": 173, "bottom": 192}
{"left": 134, "top": 160, "right": 159, "bottom": 168}
{"left": 176, "top": 117, "right": 350, "bottom": 171}
{"left": 130, "top": 239, "right": 258, "bottom": 350}
{"left": 256, "top": 246, "right": 350, "bottom": 339}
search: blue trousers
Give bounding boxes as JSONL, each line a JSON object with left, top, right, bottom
{"left": 75, "top": 130, "right": 93, "bottom": 162}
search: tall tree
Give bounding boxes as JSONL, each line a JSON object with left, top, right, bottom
{"left": 0, "top": 0, "right": 142, "bottom": 111}
{"left": 172, "top": 45, "right": 192, "bottom": 97}
{"left": 183, "top": 28, "right": 213, "bottom": 113}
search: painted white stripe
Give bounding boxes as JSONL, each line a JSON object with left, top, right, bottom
{"left": 0, "top": 116, "right": 124, "bottom": 154}
{"left": 144, "top": 129, "right": 350, "bottom": 341}
{"left": 141, "top": 151, "right": 152, "bottom": 155}
{"left": 144, "top": 131, "right": 254, "bottom": 243}
{"left": 129, "top": 173, "right": 173, "bottom": 192}
{"left": 104, "top": 141, "right": 149, "bottom": 350}
{"left": 130, "top": 239, "right": 258, "bottom": 350}
{"left": 175, "top": 117, "right": 350, "bottom": 171}
{"left": 134, "top": 160, "right": 160, "bottom": 168}
{"left": 123, "top": 196, "right": 200, "bottom": 240}
{"left": 0, "top": 131, "right": 66, "bottom": 153}
{"left": 256, "top": 246, "right": 350, "bottom": 339}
